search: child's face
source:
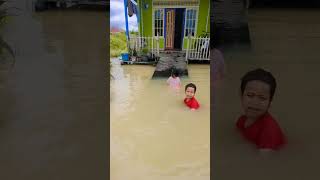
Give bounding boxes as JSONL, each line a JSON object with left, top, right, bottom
{"left": 241, "top": 80, "right": 271, "bottom": 120}
{"left": 185, "top": 87, "right": 195, "bottom": 99}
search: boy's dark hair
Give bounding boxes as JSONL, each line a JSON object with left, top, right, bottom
{"left": 185, "top": 83, "right": 197, "bottom": 93}
{"left": 241, "top": 68, "right": 277, "bottom": 100}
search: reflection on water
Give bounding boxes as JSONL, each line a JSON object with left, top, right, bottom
{"left": 0, "top": 1, "right": 107, "bottom": 179}
{"left": 111, "top": 59, "right": 210, "bottom": 180}
{"left": 213, "top": 8, "right": 320, "bottom": 180}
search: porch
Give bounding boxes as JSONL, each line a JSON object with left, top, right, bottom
{"left": 128, "top": 36, "right": 210, "bottom": 61}
{"left": 128, "top": 36, "right": 210, "bottom": 78}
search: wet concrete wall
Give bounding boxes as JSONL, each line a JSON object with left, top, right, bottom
{"left": 0, "top": 1, "right": 108, "bottom": 179}
{"left": 212, "top": 0, "right": 251, "bottom": 48}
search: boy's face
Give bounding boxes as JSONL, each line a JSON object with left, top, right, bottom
{"left": 241, "top": 80, "right": 271, "bottom": 120}
{"left": 185, "top": 87, "right": 195, "bottom": 99}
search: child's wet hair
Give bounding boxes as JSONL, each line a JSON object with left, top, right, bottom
{"left": 185, "top": 83, "right": 197, "bottom": 93}
{"left": 241, "top": 68, "right": 277, "bottom": 100}
{"left": 172, "top": 69, "right": 179, "bottom": 77}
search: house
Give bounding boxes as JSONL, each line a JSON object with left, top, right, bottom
{"left": 125, "top": 0, "right": 210, "bottom": 60}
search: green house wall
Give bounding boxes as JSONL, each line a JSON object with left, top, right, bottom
{"left": 138, "top": 0, "right": 210, "bottom": 50}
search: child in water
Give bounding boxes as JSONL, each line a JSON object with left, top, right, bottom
{"left": 236, "top": 68, "right": 286, "bottom": 151}
{"left": 211, "top": 23, "right": 225, "bottom": 83}
{"left": 167, "top": 70, "right": 181, "bottom": 89}
{"left": 212, "top": 48, "right": 225, "bottom": 82}
{"left": 184, "top": 83, "right": 200, "bottom": 110}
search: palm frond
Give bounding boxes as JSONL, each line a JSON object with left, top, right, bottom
{"left": 0, "top": 36, "right": 14, "bottom": 57}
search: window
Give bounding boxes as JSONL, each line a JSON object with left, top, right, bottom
{"left": 154, "top": 9, "right": 164, "bottom": 36}
{"left": 185, "top": 9, "right": 197, "bottom": 37}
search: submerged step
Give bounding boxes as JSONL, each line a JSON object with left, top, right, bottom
{"left": 152, "top": 53, "right": 188, "bottom": 78}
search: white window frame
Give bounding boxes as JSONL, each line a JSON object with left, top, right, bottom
{"left": 152, "top": 8, "right": 165, "bottom": 37}
{"left": 184, "top": 8, "right": 198, "bottom": 37}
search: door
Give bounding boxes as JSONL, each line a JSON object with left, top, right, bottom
{"left": 165, "top": 9, "right": 175, "bottom": 49}
{"left": 174, "top": 8, "right": 185, "bottom": 50}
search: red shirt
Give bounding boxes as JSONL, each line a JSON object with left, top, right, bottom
{"left": 236, "top": 113, "right": 287, "bottom": 150}
{"left": 184, "top": 97, "right": 200, "bottom": 109}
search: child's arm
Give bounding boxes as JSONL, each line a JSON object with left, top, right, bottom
{"left": 190, "top": 101, "right": 199, "bottom": 111}
{"left": 167, "top": 77, "right": 171, "bottom": 84}
{"left": 257, "top": 119, "right": 286, "bottom": 151}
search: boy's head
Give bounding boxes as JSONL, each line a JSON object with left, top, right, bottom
{"left": 240, "top": 68, "right": 277, "bottom": 120}
{"left": 185, "top": 83, "right": 197, "bottom": 99}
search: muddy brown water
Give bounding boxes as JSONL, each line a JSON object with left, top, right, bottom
{"left": 213, "top": 8, "right": 320, "bottom": 180}
{"left": 110, "top": 59, "right": 210, "bottom": 180}
{"left": 0, "top": 1, "right": 108, "bottom": 179}
{"left": 2, "top": 3, "right": 319, "bottom": 180}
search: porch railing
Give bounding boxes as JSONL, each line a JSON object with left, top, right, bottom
{"left": 128, "top": 36, "right": 210, "bottom": 61}
{"left": 128, "top": 36, "right": 160, "bottom": 57}
{"left": 186, "top": 37, "right": 210, "bottom": 61}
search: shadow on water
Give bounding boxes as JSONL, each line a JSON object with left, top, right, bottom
{"left": 250, "top": 0, "right": 320, "bottom": 8}
{"left": 0, "top": 0, "right": 108, "bottom": 179}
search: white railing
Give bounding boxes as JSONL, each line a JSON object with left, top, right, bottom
{"left": 129, "top": 36, "right": 160, "bottom": 57}
{"left": 128, "top": 36, "right": 210, "bottom": 61}
{"left": 186, "top": 37, "right": 210, "bottom": 61}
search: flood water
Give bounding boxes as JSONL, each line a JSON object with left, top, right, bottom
{"left": 213, "top": 8, "right": 320, "bottom": 180}
{"left": 110, "top": 59, "right": 210, "bottom": 180}
{"left": 0, "top": 1, "right": 107, "bottom": 179}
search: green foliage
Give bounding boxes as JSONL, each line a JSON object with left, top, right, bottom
{"left": 110, "top": 31, "right": 139, "bottom": 57}
{"left": 110, "top": 32, "right": 127, "bottom": 57}
{"left": 142, "top": 48, "right": 148, "bottom": 54}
